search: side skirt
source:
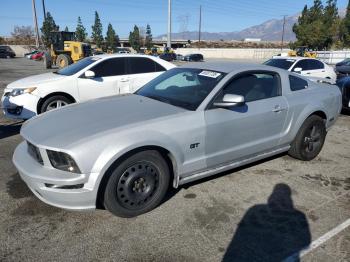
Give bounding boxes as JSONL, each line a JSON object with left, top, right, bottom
{"left": 178, "top": 146, "right": 290, "bottom": 186}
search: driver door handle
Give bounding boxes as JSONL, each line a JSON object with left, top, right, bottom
{"left": 120, "top": 77, "right": 130, "bottom": 82}
{"left": 272, "top": 105, "right": 286, "bottom": 113}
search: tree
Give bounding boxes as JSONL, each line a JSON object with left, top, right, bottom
{"left": 145, "top": 24, "right": 153, "bottom": 50}
{"left": 129, "top": 25, "right": 141, "bottom": 52}
{"left": 293, "top": 1, "right": 326, "bottom": 50}
{"left": 0, "top": 36, "right": 4, "bottom": 44}
{"left": 91, "top": 11, "right": 103, "bottom": 47}
{"left": 322, "top": 0, "right": 340, "bottom": 48}
{"left": 341, "top": 0, "right": 350, "bottom": 46}
{"left": 105, "top": 23, "right": 119, "bottom": 52}
{"left": 40, "top": 12, "right": 58, "bottom": 47}
{"left": 76, "top": 16, "right": 87, "bottom": 42}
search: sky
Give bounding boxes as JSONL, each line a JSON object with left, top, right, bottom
{"left": 0, "top": 0, "right": 348, "bottom": 38}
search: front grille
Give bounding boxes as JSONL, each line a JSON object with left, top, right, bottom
{"left": 27, "top": 141, "right": 43, "bottom": 165}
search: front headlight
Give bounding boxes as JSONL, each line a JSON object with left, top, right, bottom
{"left": 10, "top": 87, "right": 37, "bottom": 97}
{"left": 47, "top": 150, "right": 81, "bottom": 174}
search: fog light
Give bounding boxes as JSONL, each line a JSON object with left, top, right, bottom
{"left": 7, "top": 106, "right": 23, "bottom": 115}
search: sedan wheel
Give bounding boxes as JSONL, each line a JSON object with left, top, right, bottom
{"left": 288, "top": 115, "right": 326, "bottom": 161}
{"left": 46, "top": 100, "right": 68, "bottom": 111}
{"left": 40, "top": 95, "right": 72, "bottom": 113}
{"left": 116, "top": 161, "right": 159, "bottom": 209}
{"left": 103, "top": 150, "right": 170, "bottom": 217}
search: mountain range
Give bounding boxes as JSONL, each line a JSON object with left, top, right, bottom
{"left": 157, "top": 9, "right": 346, "bottom": 42}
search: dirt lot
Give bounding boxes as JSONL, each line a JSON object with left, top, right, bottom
{"left": 0, "top": 58, "right": 349, "bottom": 262}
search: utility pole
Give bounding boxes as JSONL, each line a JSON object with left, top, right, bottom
{"left": 32, "top": 0, "right": 40, "bottom": 48}
{"left": 281, "top": 15, "right": 286, "bottom": 51}
{"left": 167, "top": 0, "right": 172, "bottom": 49}
{"left": 42, "top": 0, "right": 47, "bottom": 20}
{"left": 198, "top": 5, "right": 202, "bottom": 49}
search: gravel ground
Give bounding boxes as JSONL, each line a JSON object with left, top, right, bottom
{"left": 0, "top": 58, "right": 349, "bottom": 262}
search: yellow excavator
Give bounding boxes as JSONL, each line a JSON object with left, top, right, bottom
{"left": 288, "top": 46, "right": 317, "bottom": 58}
{"left": 44, "top": 31, "right": 91, "bottom": 69}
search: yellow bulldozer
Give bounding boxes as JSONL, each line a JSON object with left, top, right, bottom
{"left": 288, "top": 46, "right": 317, "bottom": 58}
{"left": 44, "top": 31, "right": 91, "bottom": 69}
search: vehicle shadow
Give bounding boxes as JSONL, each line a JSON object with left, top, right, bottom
{"left": 0, "top": 121, "right": 23, "bottom": 139}
{"left": 222, "top": 183, "right": 311, "bottom": 262}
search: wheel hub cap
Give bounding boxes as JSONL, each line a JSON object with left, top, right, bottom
{"left": 116, "top": 162, "right": 159, "bottom": 209}
{"left": 304, "top": 125, "right": 321, "bottom": 152}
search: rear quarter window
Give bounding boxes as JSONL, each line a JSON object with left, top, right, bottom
{"left": 289, "top": 75, "right": 308, "bottom": 91}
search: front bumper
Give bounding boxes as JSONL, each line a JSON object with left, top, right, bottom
{"left": 1, "top": 93, "right": 39, "bottom": 119}
{"left": 13, "top": 141, "right": 100, "bottom": 210}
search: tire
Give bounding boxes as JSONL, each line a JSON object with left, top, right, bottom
{"left": 40, "top": 95, "right": 72, "bottom": 113}
{"left": 288, "top": 115, "right": 327, "bottom": 161}
{"left": 56, "top": 54, "right": 72, "bottom": 69}
{"left": 103, "top": 150, "right": 170, "bottom": 218}
{"left": 44, "top": 52, "right": 52, "bottom": 69}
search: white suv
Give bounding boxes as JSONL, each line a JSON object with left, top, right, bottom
{"left": 1, "top": 54, "right": 175, "bottom": 119}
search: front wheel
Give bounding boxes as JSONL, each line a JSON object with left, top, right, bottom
{"left": 288, "top": 115, "right": 326, "bottom": 161}
{"left": 103, "top": 150, "right": 170, "bottom": 217}
{"left": 40, "top": 95, "right": 72, "bottom": 113}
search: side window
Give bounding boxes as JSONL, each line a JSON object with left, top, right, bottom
{"left": 155, "top": 62, "right": 166, "bottom": 72}
{"left": 289, "top": 75, "right": 308, "bottom": 91}
{"left": 90, "top": 58, "right": 126, "bottom": 77}
{"left": 293, "top": 60, "right": 309, "bottom": 71}
{"left": 223, "top": 72, "right": 280, "bottom": 102}
{"left": 128, "top": 57, "right": 157, "bottom": 74}
{"left": 308, "top": 60, "right": 324, "bottom": 70}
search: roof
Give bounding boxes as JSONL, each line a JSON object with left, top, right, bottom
{"left": 93, "top": 53, "right": 154, "bottom": 59}
{"left": 180, "top": 61, "right": 285, "bottom": 74}
{"left": 271, "top": 56, "right": 318, "bottom": 61}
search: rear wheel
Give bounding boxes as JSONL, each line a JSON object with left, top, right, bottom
{"left": 288, "top": 115, "right": 326, "bottom": 161}
{"left": 56, "top": 54, "right": 72, "bottom": 69}
{"left": 103, "top": 150, "right": 170, "bottom": 217}
{"left": 40, "top": 95, "right": 72, "bottom": 113}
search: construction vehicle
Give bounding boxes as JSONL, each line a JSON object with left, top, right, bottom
{"left": 288, "top": 46, "right": 317, "bottom": 58}
{"left": 144, "top": 47, "right": 174, "bottom": 56}
{"left": 44, "top": 31, "right": 91, "bottom": 69}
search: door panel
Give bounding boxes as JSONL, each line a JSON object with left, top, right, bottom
{"left": 127, "top": 57, "right": 166, "bottom": 93}
{"left": 204, "top": 97, "right": 288, "bottom": 168}
{"left": 77, "top": 57, "right": 128, "bottom": 101}
{"left": 204, "top": 71, "right": 288, "bottom": 169}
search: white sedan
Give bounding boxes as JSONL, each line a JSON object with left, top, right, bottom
{"left": 1, "top": 54, "right": 175, "bottom": 119}
{"left": 264, "top": 57, "right": 336, "bottom": 82}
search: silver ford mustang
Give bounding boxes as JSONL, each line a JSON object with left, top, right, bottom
{"left": 13, "top": 63, "right": 342, "bottom": 217}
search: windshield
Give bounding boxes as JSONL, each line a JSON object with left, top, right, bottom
{"left": 264, "top": 59, "right": 295, "bottom": 70}
{"left": 136, "top": 68, "right": 225, "bottom": 111}
{"left": 55, "top": 57, "right": 100, "bottom": 76}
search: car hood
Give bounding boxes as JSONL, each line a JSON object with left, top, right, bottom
{"left": 21, "top": 94, "right": 187, "bottom": 148}
{"left": 6, "top": 72, "right": 66, "bottom": 90}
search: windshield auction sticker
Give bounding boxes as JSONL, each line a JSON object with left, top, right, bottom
{"left": 199, "top": 70, "right": 222, "bottom": 78}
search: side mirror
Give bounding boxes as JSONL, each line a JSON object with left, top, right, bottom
{"left": 84, "top": 70, "right": 95, "bottom": 78}
{"left": 213, "top": 94, "right": 245, "bottom": 108}
{"left": 293, "top": 67, "right": 302, "bottom": 73}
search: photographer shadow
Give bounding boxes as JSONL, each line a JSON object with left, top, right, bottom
{"left": 222, "top": 183, "right": 311, "bottom": 262}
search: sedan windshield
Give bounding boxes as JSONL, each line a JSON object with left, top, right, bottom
{"left": 55, "top": 57, "right": 100, "bottom": 76}
{"left": 264, "top": 59, "right": 295, "bottom": 70}
{"left": 136, "top": 68, "right": 225, "bottom": 111}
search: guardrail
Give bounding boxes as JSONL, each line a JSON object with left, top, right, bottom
{"left": 317, "top": 50, "right": 350, "bottom": 65}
